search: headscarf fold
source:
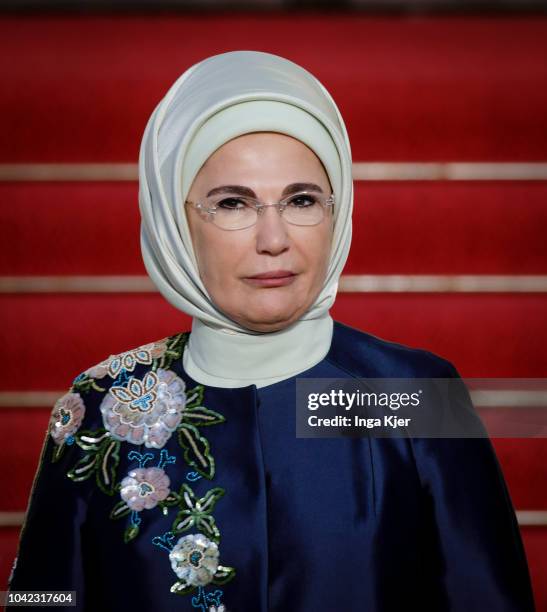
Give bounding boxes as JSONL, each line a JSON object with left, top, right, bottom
{"left": 138, "top": 50, "right": 354, "bottom": 387}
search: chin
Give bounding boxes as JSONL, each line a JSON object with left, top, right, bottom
{"left": 234, "top": 307, "right": 302, "bottom": 333}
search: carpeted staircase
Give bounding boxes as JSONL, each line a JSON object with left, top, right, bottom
{"left": 1, "top": 12, "right": 546, "bottom": 608}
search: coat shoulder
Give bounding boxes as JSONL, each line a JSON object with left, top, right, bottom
{"left": 76, "top": 332, "right": 189, "bottom": 384}
{"left": 48, "top": 331, "right": 190, "bottom": 442}
{"left": 328, "top": 320, "right": 458, "bottom": 378}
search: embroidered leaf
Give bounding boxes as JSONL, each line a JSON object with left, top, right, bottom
{"left": 170, "top": 579, "right": 195, "bottom": 596}
{"left": 124, "top": 524, "right": 140, "bottom": 543}
{"left": 185, "top": 385, "right": 205, "bottom": 409}
{"left": 177, "top": 423, "right": 215, "bottom": 480}
{"left": 95, "top": 439, "right": 121, "bottom": 495}
{"left": 183, "top": 405, "right": 225, "bottom": 427}
{"left": 172, "top": 514, "right": 194, "bottom": 533}
{"left": 67, "top": 453, "right": 97, "bottom": 482}
{"left": 75, "top": 428, "right": 111, "bottom": 452}
{"left": 51, "top": 442, "right": 65, "bottom": 463}
{"left": 172, "top": 484, "right": 224, "bottom": 540}
{"left": 135, "top": 349, "right": 151, "bottom": 363}
{"left": 181, "top": 484, "right": 196, "bottom": 509}
{"left": 212, "top": 566, "right": 236, "bottom": 585}
{"left": 154, "top": 333, "right": 189, "bottom": 372}
{"left": 122, "top": 354, "right": 138, "bottom": 370}
{"left": 159, "top": 491, "right": 180, "bottom": 507}
{"left": 110, "top": 500, "right": 131, "bottom": 520}
{"left": 143, "top": 371, "right": 157, "bottom": 392}
{"left": 197, "top": 515, "right": 221, "bottom": 544}
{"left": 109, "top": 357, "right": 123, "bottom": 375}
{"left": 110, "top": 386, "right": 133, "bottom": 403}
{"left": 128, "top": 378, "right": 143, "bottom": 397}
{"left": 198, "top": 487, "right": 225, "bottom": 513}
{"left": 72, "top": 374, "right": 105, "bottom": 395}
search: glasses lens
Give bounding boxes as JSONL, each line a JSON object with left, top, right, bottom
{"left": 208, "top": 195, "right": 257, "bottom": 230}
{"left": 283, "top": 192, "right": 327, "bottom": 226}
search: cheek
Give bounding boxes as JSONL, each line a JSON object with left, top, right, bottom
{"left": 192, "top": 227, "right": 246, "bottom": 289}
{"left": 298, "top": 226, "right": 331, "bottom": 278}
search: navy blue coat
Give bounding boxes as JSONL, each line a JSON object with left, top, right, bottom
{"left": 7, "top": 321, "right": 535, "bottom": 611}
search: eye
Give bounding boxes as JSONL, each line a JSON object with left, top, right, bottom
{"left": 217, "top": 197, "right": 248, "bottom": 211}
{"left": 287, "top": 193, "right": 319, "bottom": 208}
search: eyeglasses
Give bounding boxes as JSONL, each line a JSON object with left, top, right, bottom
{"left": 185, "top": 190, "right": 335, "bottom": 231}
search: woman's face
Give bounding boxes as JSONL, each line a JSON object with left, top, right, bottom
{"left": 185, "top": 132, "right": 334, "bottom": 333}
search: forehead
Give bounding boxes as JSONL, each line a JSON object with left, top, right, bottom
{"left": 197, "top": 132, "right": 330, "bottom": 188}
{"left": 211, "top": 131, "right": 320, "bottom": 161}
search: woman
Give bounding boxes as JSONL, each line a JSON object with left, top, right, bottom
{"left": 7, "top": 51, "right": 534, "bottom": 611}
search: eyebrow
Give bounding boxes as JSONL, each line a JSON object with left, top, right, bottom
{"left": 206, "top": 182, "right": 324, "bottom": 198}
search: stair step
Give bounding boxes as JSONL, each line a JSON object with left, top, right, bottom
{"left": 1, "top": 16, "right": 546, "bottom": 161}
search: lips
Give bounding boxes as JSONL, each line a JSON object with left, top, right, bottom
{"left": 247, "top": 270, "right": 295, "bottom": 279}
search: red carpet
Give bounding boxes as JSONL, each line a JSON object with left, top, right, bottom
{"left": 1, "top": 12, "right": 546, "bottom": 608}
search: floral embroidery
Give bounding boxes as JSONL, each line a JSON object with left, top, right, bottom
{"left": 120, "top": 467, "right": 171, "bottom": 511}
{"left": 48, "top": 392, "right": 86, "bottom": 461}
{"left": 84, "top": 339, "right": 169, "bottom": 380}
{"left": 71, "top": 333, "right": 188, "bottom": 394}
{"left": 153, "top": 531, "right": 235, "bottom": 598}
{"left": 99, "top": 366, "right": 225, "bottom": 479}
{"left": 64, "top": 372, "right": 223, "bottom": 504}
{"left": 170, "top": 533, "right": 220, "bottom": 587}
{"left": 49, "top": 331, "right": 235, "bottom": 607}
{"left": 100, "top": 369, "right": 186, "bottom": 448}
{"left": 110, "top": 449, "right": 179, "bottom": 542}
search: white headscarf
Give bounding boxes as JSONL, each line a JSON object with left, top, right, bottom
{"left": 139, "top": 50, "right": 354, "bottom": 388}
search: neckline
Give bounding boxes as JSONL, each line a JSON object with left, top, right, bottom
{"left": 180, "top": 319, "right": 339, "bottom": 393}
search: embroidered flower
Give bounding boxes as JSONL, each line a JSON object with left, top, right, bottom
{"left": 120, "top": 467, "right": 171, "bottom": 511}
{"left": 99, "top": 368, "right": 186, "bottom": 448}
{"left": 48, "top": 392, "right": 86, "bottom": 445}
{"left": 169, "top": 534, "right": 220, "bottom": 587}
{"left": 85, "top": 339, "right": 169, "bottom": 380}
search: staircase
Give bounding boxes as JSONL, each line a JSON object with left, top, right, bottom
{"left": 1, "top": 11, "right": 546, "bottom": 608}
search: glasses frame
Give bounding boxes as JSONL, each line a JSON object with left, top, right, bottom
{"left": 185, "top": 190, "right": 335, "bottom": 231}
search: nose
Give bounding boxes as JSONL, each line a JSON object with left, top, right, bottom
{"left": 255, "top": 205, "right": 290, "bottom": 256}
